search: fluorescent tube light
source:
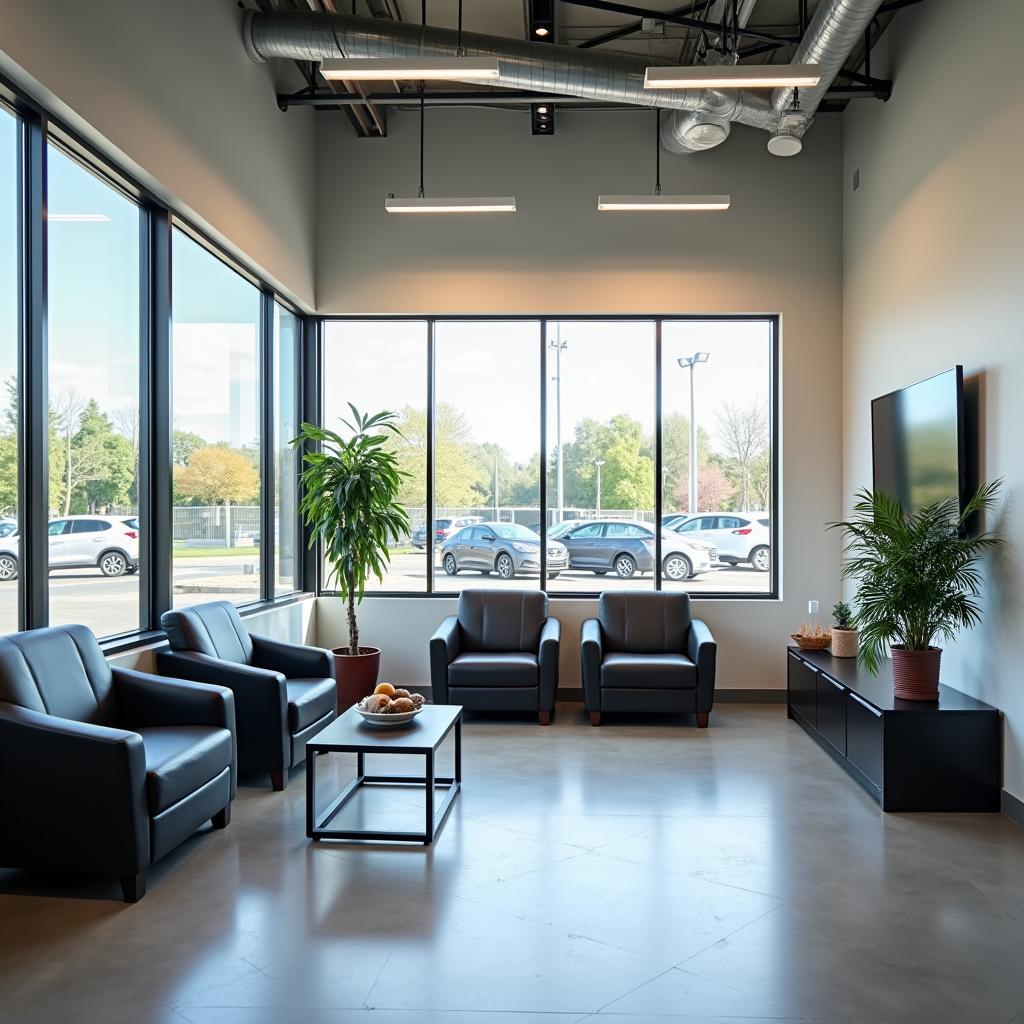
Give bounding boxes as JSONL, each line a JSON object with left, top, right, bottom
{"left": 597, "top": 194, "right": 731, "bottom": 212}
{"left": 385, "top": 196, "right": 517, "bottom": 213}
{"left": 48, "top": 213, "right": 111, "bottom": 222}
{"left": 321, "top": 57, "right": 500, "bottom": 82}
{"left": 644, "top": 63, "right": 821, "bottom": 90}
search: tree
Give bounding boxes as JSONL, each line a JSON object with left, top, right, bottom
{"left": 715, "top": 400, "right": 769, "bottom": 511}
{"left": 661, "top": 413, "right": 713, "bottom": 513}
{"left": 173, "top": 429, "right": 207, "bottom": 467}
{"left": 70, "top": 400, "right": 136, "bottom": 512}
{"left": 559, "top": 414, "right": 654, "bottom": 512}
{"left": 174, "top": 446, "right": 259, "bottom": 505}
{"left": 674, "top": 461, "right": 734, "bottom": 513}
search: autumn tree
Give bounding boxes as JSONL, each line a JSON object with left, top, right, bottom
{"left": 174, "top": 446, "right": 259, "bottom": 505}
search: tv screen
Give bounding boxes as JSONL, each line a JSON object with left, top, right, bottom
{"left": 871, "top": 367, "right": 965, "bottom": 516}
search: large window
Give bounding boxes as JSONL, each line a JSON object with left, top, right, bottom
{"left": 0, "top": 107, "right": 19, "bottom": 633}
{"left": 171, "top": 228, "right": 261, "bottom": 607}
{"left": 274, "top": 303, "right": 300, "bottom": 595}
{"left": 46, "top": 145, "right": 141, "bottom": 635}
{"left": 322, "top": 321, "right": 428, "bottom": 592}
{"left": 321, "top": 317, "right": 776, "bottom": 598}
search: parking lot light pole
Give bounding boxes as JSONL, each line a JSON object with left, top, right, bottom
{"left": 677, "top": 352, "right": 710, "bottom": 514}
{"left": 594, "top": 459, "right": 605, "bottom": 515}
{"left": 549, "top": 326, "right": 568, "bottom": 520}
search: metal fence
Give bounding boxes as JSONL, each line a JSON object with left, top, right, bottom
{"left": 403, "top": 506, "right": 656, "bottom": 537}
{"left": 111, "top": 505, "right": 262, "bottom": 547}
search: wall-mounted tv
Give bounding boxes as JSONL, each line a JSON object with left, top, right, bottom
{"left": 871, "top": 367, "right": 966, "bottom": 516}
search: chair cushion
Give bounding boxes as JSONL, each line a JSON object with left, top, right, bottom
{"left": 457, "top": 590, "right": 548, "bottom": 653}
{"left": 286, "top": 677, "right": 336, "bottom": 732}
{"left": 600, "top": 652, "right": 698, "bottom": 690}
{"left": 137, "top": 725, "right": 233, "bottom": 815}
{"left": 161, "top": 601, "right": 254, "bottom": 665}
{"left": 599, "top": 592, "right": 692, "bottom": 654}
{"left": 448, "top": 652, "right": 538, "bottom": 688}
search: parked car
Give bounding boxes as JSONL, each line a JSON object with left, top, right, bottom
{"left": 558, "top": 518, "right": 715, "bottom": 580}
{"left": 661, "top": 513, "right": 689, "bottom": 532}
{"left": 441, "top": 522, "right": 569, "bottom": 580}
{"left": 671, "top": 513, "right": 771, "bottom": 572}
{"left": 413, "top": 516, "right": 484, "bottom": 549}
{"left": 0, "top": 515, "right": 140, "bottom": 582}
{"left": 0, "top": 517, "right": 16, "bottom": 539}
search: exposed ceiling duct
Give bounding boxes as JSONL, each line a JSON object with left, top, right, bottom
{"left": 245, "top": 2, "right": 884, "bottom": 157}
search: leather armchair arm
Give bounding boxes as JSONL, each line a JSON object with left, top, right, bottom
{"left": 0, "top": 702, "right": 149, "bottom": 877}
{"left": 687, "top": 618, "right": 717, "bottom": 713}
{"left": 429, "top": 616, "right": 461, "bottom": 705}
{"left": 250, "top": 634, "right": 334, "bottom": 680}
{"left": 156, "top": 650, "right": 288, "bottom": 775}
{"left": 580, "top": 618, "right": 603, "bottom": 713}
{"left": 114, "top": 669, "right": 238, "bottom": 797}
{"left": 537, "top": 617, "right": 560, "bottom": 712}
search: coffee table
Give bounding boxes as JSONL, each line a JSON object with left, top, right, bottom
{"left": 306, "top": 704, "right": 462, "bottom": 844}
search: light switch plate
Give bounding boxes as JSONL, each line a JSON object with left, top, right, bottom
{"left": 807, "top": 600, "right": 819, "bottom": 615}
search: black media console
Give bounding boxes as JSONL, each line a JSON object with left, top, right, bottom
{"left": 787, "top": 647, "right": 1000, "bottom": 812}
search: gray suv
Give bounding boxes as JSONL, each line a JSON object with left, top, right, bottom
{"left": 441, "top": 522, "right": 569, "bottom": 579}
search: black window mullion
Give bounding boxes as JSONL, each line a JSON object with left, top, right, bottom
{"left": 539, "top": 320, "right": 548, "bottom": 592}
{"left": 426, "top": 320, "right": 436, "bottom": 596}
{"left": 259, "top": 291, "right": 274, "bottom": 602}
{"left": 19, "top": 111, "right": 47, "bottom": 630}
{"left": 300, "top": 315, "right": 320, "bottom": 594}
{"left": 654, "top": 319, "right": 663, "bottom": 591}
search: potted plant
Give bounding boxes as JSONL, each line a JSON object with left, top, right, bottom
{"left": 830, "top": 483, "right": 1001, "bottom": 700}
{"left": 294, "top": 406, "right": 409, "bottom": 708}
{"left": 830, "top": 601, "right": 859, "bottom": 659}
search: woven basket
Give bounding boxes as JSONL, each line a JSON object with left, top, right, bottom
{"left": 791, "top": 632, "right": 832, "bottom": 651}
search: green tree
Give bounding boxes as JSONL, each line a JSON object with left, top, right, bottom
{"left": 661, "top": 412, "right": 713, "bottom": 513}
{"left": 172, "top": 429, "right": 207, "bottom": 467}
{"left": 559, "top": 414, "right": 655, "bottom": 512}
{"left": 68, "top": 400, "right": 136, "bottom": 513}
{"left": 0, "top": 376, "right": 64, "bottom": 513}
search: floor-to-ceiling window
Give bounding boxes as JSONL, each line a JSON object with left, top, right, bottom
{"left": 320, "top": 316, "right": 777, "bottom": 598}
{"left": 274, "top": 302, "right": 300, "bottom": 596}
{"left": 171, "top": 228, "right": 262, "bottom": 607}
{"left": 46, "top": 144, "right": 142, "bottom": 635}
{"left": 0, "top": 106, "right": 20, "bottom": 633}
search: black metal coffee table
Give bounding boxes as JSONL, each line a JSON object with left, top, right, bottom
{"left": 306, "top": 704, "right": 462, "bottom": 844}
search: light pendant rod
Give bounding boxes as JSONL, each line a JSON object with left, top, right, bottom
{"left": 644, "top": 63, "right": 821, "bottom": 90}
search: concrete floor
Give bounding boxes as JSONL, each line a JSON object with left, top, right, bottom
{"left": 2, "top": 704, "right": 1024, "bottom": 1024}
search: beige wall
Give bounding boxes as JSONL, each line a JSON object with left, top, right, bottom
{"left": 0, "top": 0, "right": 315, "bottom": 308}
{"left": 843, "top": 0, "right": 1024, "bottom": 798}
{"left": 315, "top": 109, "right": 845, "bottom": 692}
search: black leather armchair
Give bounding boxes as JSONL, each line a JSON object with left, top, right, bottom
{"left": 0, "top": 625, "right": 235, "bottom": 902}
{"left": 430, "top": 590, "right": 560, "bottom": 724}
{"left": 158, "top": 601, "right": 335, "bottom": 790}
{"left": 581, "top": 592, "right": 716, "bottom": 726}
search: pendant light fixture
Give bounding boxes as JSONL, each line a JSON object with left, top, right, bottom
{"left": 644, "top": 63, "right": 821, "bottom": 90}
{"left": 385, "top": 2, "right": 516, "bottom": 215}
{"left": 598, "top": 112, "right": 730, "bottom": 213}
{"left": 321, "top": 0, "right": 499, "bottom": 83}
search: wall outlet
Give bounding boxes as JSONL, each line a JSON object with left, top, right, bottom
{"left": 807, "top": 600, "right": 819, "bottom": 615}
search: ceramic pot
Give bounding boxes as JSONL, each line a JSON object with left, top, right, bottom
{"left": 831, "top": 628, "right": 859, "bottom": 659}
{"left": 891, "top": 645, "right": 941, "bottom": 701}
{"left": 333, "top": 646, "right": 381, "bottom": 710}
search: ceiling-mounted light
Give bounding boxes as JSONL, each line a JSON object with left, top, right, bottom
{"left": 320, "top": 57, "right": 500, "bottom": 82}
{"left": 386, "top": 196, "right": 517, "bottom": 213}
{"left": 598, "top": 111, "right": 730, "bottom": 213}
{"left": 644, "top": 63, "right": 821, "bottom": 90}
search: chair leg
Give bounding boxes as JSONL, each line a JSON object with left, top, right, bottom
{"left": 271, "top": 769, "right": 287, "bottom": 792}
{"left": 696, "top": 712, "right": 710, "bottom": 728}
{"left": 120, "top": 870, "right": 147, "bottom": 903}
{"left": 211, "top": 804, "right": 231, "bottom": 829}
{"left": 538, "top": 710, "right": 551, "bottom": 726}
{"left": 590, "top": 711, "right": 601, "bottom": 726}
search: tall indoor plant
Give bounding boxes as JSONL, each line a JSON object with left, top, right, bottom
{"left": 294, "top": 406, "right": 409, "bottom": 706}
{"left": 830, "top": 483, "right": 1001, "bottom": 700}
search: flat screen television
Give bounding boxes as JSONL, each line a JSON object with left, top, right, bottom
{"left": 871, "top": 367, "right": 966, "bottom": 516}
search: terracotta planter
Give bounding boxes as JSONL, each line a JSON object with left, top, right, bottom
{"left": 333, "top": 646, "right": 381, "bottom": 710}
{"left": 891, "top": 645, "right": 941, "bottom": 701}
{"left": 831, "top": 628, "right": 859, "bottom": 659}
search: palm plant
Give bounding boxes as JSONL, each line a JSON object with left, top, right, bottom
{"left": 294, "top": 406, "right": 409, "bottom": 656}
{"left": 829, "top": 482, "right": 1001, "bottom": 673}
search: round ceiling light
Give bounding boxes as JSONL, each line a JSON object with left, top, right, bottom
{"left": 767, "top": 133, "right": 803, "bottom": 157}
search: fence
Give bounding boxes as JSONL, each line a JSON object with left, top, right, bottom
{"left": 403, "top": 506, "right": 656, "bottom": 536}
{"left": 111, "top": 505, "right": 262, "bottom": 547}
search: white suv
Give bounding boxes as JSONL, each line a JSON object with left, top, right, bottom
{"left": 671, "top": 513, "right": 771, "bottom": 572}
{"left": 0, "top": 515, "right": 140, "bottom": 581}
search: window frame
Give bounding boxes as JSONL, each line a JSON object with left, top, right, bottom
{"left": 317, "top": 314, "right": 780, "bottom": 602}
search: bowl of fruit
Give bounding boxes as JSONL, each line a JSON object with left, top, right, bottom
{"left": 355, "top": 683, "right": 426, "bottom": 726}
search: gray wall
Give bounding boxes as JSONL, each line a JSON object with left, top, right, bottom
{"left": 316, "top": 108, "right": 845, "bottom": 693}
{"left": 0, "top": 0, "right": 316, "bottom": 308}
{"left": 843, "top": 0, "right": 1024, "bottom": 800}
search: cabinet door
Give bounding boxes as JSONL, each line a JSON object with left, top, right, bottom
{"left": 816, "top": 673, "right": 847, "bottom": 755}
{"left": 787, "top": 653, "right": 817, "bottom": 726}
{"left": 846, "top": 692, "right": 883, "bottom": 789}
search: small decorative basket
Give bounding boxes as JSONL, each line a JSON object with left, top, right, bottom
{"left": 791, "top": 632, "right": 832, "bottom": 651}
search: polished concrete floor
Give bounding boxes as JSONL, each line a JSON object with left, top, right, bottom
{"left": 3, "top": 704, "right": 1024, "bottom": 1024}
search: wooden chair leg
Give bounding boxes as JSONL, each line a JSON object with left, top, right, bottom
{"left": 590, "top": 711, "right": 601, "bottom": 726}
{"left": 538, "top": 710, "right": 551, "bottom": 726}
{"left": 120, "top": 870, "right": 147, "bottom": 903}
{"left": 271, "top": 769, "right": 287, "bottom": 791}
{"left": 696, "top": 712, "right": 710, "bottom": 728}
{"left": 211, "top": 804, "right": 231, "bottom": 829}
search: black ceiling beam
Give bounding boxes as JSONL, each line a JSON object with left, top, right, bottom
{"left": 559, "top": 0, "right": 798, "bottom": 47}
{"left": 826, "top": 84, "right": 891, "bottom": 99}
{"left": 277, "top": 89, "right": 634, "bottom": 109}
{"left": 878, "top": 0, "right": 925, "bottom": 11}
{"left": 834, "top": 67, "right": 892, "bottom": 91}
{"left": 577, "top": 1, "right": 707, "bottom": 49}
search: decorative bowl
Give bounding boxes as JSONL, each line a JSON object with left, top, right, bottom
{"left": 355, "top": 704, "right": 423, "bottom": 727}
{"left": 791, "top": 632, "right": 832, "bottom": 651}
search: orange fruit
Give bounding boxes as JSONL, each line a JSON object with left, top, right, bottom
{"left": 374, "top": 682, "right": 396, "bottom": 697}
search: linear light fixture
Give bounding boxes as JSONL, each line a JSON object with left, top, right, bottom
{"left": 597, "top": 194, "right": 730, "bottom": 211}
{"left": 644, "top": 63, "right": 821, "bottom": 90}
{"left": 385, "top": 195, "right": 517, "bottom": 213}
{"left": 320, "top": 57, "right": 500, "bottom": 82}
{"left": 48, "top": 213, "right": 111, "bottom": 222}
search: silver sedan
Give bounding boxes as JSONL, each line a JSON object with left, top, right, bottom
{"left": 441, "top": 522, "right": 569, "bottom": 579}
